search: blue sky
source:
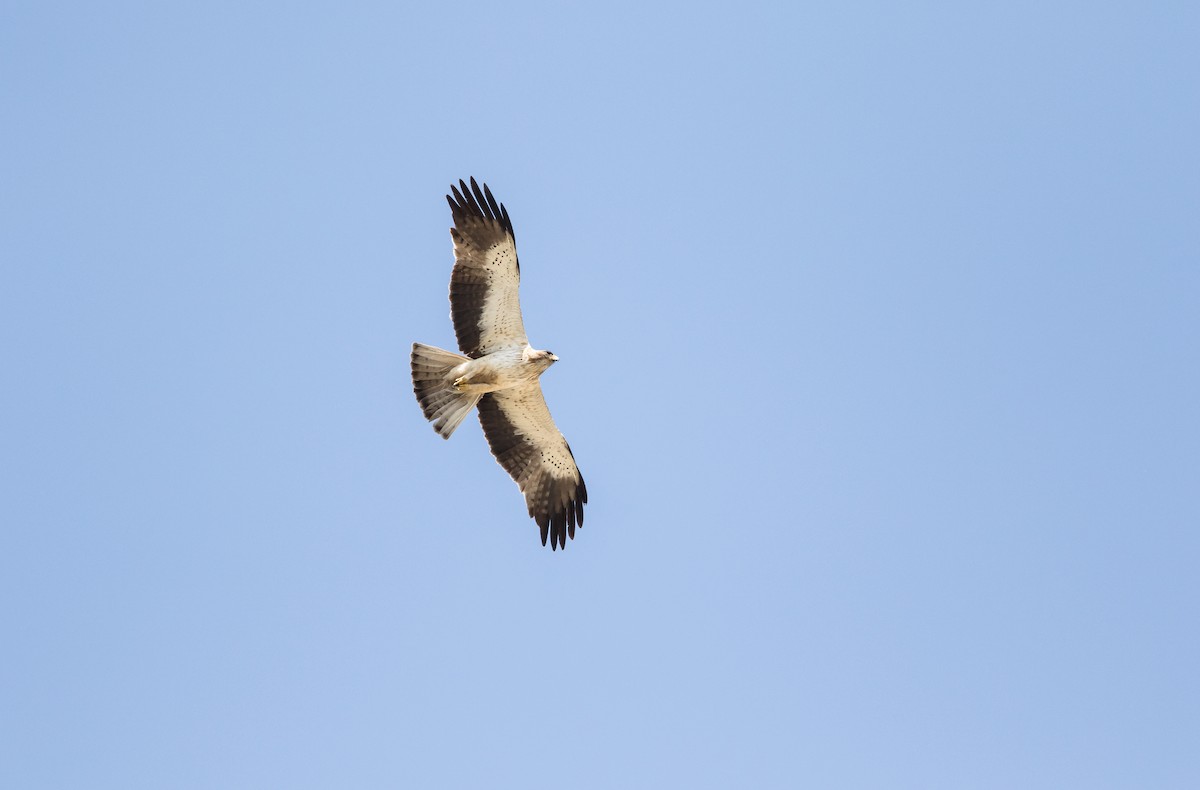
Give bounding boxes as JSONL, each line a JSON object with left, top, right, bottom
{"left": 2, "top": 2, "right": 1197, "bottom": 788}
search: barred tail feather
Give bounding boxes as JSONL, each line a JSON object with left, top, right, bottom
{"left": 411, "top": 343, "right": 480, "bottom": 439}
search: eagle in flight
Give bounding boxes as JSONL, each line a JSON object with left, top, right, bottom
{"left": 411, "top": 178, "right": 587, "bottom": 550}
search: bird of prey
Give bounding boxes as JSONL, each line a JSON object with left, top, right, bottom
{"left": 411, "top": 178, "right": 587, "bottom": 550}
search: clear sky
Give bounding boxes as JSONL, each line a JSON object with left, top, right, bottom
{"left": 2, "top": 2, "right": 1197, "bottom": 788}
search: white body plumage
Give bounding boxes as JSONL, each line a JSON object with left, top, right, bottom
{"left": 449, "top": 346, "right": 558, "bottom": 395}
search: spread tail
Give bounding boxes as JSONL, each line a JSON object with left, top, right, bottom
{"left": 411, "top": 343, "right": 480, "bottom": 439}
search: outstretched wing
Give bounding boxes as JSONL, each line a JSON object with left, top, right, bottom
{"left": 446, "top": 178, "right": 527, "bottom": 358}
{"left": 477, "top": 386, "right": 587, "bottom": 550}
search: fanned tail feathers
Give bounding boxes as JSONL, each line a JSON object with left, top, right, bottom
{"left": 411, "top": 343, "right": 479, "bottom": 439}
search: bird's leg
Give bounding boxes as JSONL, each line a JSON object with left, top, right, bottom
{"left": 447, "top": 362, "right": 497, "bottom": 394}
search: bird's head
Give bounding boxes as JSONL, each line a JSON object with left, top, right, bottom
{"left": 526, "top": 348, "right": 559, "bottom": 368}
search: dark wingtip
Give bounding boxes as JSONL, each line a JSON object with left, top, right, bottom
{"left": 470, "top": 178, "right": 494, "bottom": 220}
{"left": 461, "top": 178, "right": 482, "bottom": 215}
{"left": 481, "top": 182, "right": 504, "bottom": 222}
{"left": 500, "top": 203, "right": 514, "bottom": 239}
{"left": 531, "top": 480, "right": 588, "bottom": 550}
{"left": 447, "top": 178, "right": 514, "bottom": 237}
{"left": 448, "top": 184, "right": 468, "bottom": 219}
